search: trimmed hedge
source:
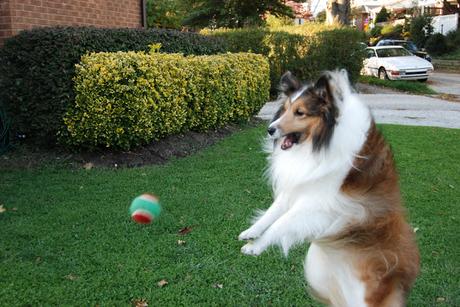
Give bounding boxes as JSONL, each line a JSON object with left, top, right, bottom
{"left": 61, "top": 52, "right": 270, "bottom": 150}
{"left": 0, "top": 27, "right": 226, "bottom": 145}
{"left": 202, "top": 24, "right": 366, "bottom": 90}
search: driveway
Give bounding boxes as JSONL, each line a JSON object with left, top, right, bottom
{"left": 257, "top": 93, "right": 460, "bottom": 129}
{"left": 428, "top": 72, "right": 460, "bottom": 96}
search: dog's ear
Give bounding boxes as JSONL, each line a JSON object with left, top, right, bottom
{"left": 314, "top": 72, "right": 334, "bottom": 104}
{"left": 311, "top": 72, "right": 339, "bottom": 152}
{"left": 279, "top": 71, "right": 301, "bottom": 97}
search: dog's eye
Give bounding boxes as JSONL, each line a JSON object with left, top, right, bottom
{"left": 295, "top": 109, "right": 306, "bottom": 117}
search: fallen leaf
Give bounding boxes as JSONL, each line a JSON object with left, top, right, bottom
{"left": 177, "top": 240, "right": 186, "bottom": 245}
{"left": 178, "top": 226, "right": 192, "bottom": 235}
{"left": 157, "top": 279, "right": 168, "bottom": 287}
{"left": 132, "top": 299, "right": 148, "bottom": 307}
{"left": 413, "top": 227, "right": 419, "bottom": 233}
{"left": 83, "top": 162, "right": 94, "bottom": 170}
{"left": 436, "top": 297, "right": 446, "bottom": 302}
{"left": 0, "top": 205, "right": 6, "bottom": 213}
{"left": 11, "top": 207, "right": 18, "bottom": 211}
{"left": 65, "top": 273, "right": 78, "bottom": 281}
{"left": 212, "top": 283, "right": 223, "bottom": 289}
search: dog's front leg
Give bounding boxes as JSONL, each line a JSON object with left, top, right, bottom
{"left": 238, "top": 194, "right": 287, "bottom": 241}
{"left": 241, "top": 207, "right": 344, "bottom": 256}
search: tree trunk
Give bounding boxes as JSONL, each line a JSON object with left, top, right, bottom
{"left": 326, "top": 0, "right": 350, "bottom": 25}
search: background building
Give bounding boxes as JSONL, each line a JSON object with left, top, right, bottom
{"left": 0, "top": 0, "right": 145, "bottom": 46}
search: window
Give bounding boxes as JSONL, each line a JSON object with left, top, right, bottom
{"left": 366, "top": 49, "right": 376, "bottom": 58}
{"left": 376, "top": 48, "right": 412, "bottom": 57}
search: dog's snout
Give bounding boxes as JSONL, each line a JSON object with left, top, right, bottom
{"left": 268, "top": 127, "right": 276, "bottom": 136}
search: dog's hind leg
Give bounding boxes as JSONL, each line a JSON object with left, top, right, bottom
{"left": 238, "top": 194, "right": 288, "bottom": 241}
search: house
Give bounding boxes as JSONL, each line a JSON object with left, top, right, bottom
{"left": 351, "top": 0, "right": 459, "bottom": 33}
{"left": 285, "top": 1, "right": 313, "bottom": 25}
{"left": 0, "top": 0, "right": 146, "bottom": 46}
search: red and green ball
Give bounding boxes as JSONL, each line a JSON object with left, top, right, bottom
{"left": 129, "top": 193, "right": 161, "bottom": 224}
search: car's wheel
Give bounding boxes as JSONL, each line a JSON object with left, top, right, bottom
{"left": 418, "top": 78, "right": 428, "bottom": 82}
{"left": 378, "top": 67, "right": 388, "bottom": 80}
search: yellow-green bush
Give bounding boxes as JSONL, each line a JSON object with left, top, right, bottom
{"left": 202, "top": 24, "right": 366, "bottom": 91}
{"left": 61, "top": 51, "right": 269, "bottom": 150}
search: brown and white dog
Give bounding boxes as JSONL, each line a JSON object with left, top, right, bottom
{"left": 239, "top": 70, "right": 419, "bottom": 306}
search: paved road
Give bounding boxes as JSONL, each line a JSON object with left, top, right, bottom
{"left": 257, "top": 93, "right": 460, "bottom": 129}
{"left": 428, "top": 72, "right": 460, "bottom": 96}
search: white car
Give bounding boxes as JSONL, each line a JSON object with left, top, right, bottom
{"left": 362, "top": 46, "right": 434, "bottom": 81}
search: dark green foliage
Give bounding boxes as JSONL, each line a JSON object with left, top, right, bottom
{"left": 425, "top": 33, "right": 450, "bottom": 55}
{"left": 146, "top": 0, "right": 185, "bottom": 29}
{"left": 0, "top": 27, "right": 226, "bottom": 146}
{"left": 445, "top": 29, "right": 460, "bottom": 51}
{"left": 375, "top": 6, "right": 390, "bottom": 23}
{"left": 203, "top": 24, "right": 366, "bottom": 91}
{"left": 369, "top": 25, "right": 383, "bottom": 38}
{"left": 315, "top": 10, "right": 326, "bottom": 23}
{"left": 410, "top": 16, "right": 433, "bottom": 48}
{"left": 183, "top": 0, "right": 294, "bottom": 28}
{"left": 0, "top": 106, "right": 11, "bottom": 154}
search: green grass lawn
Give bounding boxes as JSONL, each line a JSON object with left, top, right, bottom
{"left": 359, "top": 75, "right": 437, "bottom": 95}
{"left": 1, "top": 124, "right": 459, "bottom": 306}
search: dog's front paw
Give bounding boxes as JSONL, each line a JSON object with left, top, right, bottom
{"left": 241, "top": 242, "right": 264, "bottom": 256}
{"left": 238, "top": 228, "right": 260, "bottom": 241}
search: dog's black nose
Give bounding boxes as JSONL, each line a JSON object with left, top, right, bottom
{"left": 267, "top": 127, "right": 276, "bottom": 136}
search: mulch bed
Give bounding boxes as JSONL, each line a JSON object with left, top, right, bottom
{"left": 0, "top": 119, "right": 264, "bottom": 170}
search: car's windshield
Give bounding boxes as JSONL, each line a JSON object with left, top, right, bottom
{"left": 376, "top": 48, "right": 413, "bottom": 57}
{"left": 398, "top": 41, "right": 417, "bottom": 52}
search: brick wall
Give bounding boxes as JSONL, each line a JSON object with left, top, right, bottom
{"left": 0, "top": 0, "right": 143, "bottom": 46}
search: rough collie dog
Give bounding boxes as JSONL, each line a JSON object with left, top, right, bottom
{"left": 239, "top": 70, "right": 419, "bottom": 306}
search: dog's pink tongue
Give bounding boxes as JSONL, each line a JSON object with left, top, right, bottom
{"left": 281, "top": 136, "right": 294, "bottom": 150}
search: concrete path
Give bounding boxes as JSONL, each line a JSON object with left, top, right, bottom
{"left": 428, "top": 72, "right": 460, "bottom": 96}
{"left": 257, "top": 93, "right": 460, "bottom": 129}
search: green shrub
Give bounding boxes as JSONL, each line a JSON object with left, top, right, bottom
{"left": 369, "top": 25, "right": 383, "bottom": 39}
{"left": 0, "top": 27, "right": 226, "bottom": 146}
{"left": 445, "top": 29, "right": 460, "bottom": 51}
{"left": 410, "top": 16, "right": 433, "bottom": 48}
{"left": 202, "top": 24, "right": 366, "bottom": 91}
{"left": 61, "top": 52, "right": 269, "bottom": 150}
{"left": 425, "top": 33, "right": 450, "bottom": 55}
{"left": 381, "top": 24, "right": 403, "bottom": 39}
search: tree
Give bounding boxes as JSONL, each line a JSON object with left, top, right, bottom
{"left": 315, "top": 10, "right": 326, "bottom": 23}
{"left": 183, "top": 0, "right": 295, "bottom": 28}
{"left": 326, "top": 0, "right": 350, "bottom": 25}
{"left": 146, "top": 0, "right": 187, "bottom": 29}
{"left": 375, "top": 6, "right": 390, "bottom": 23}
{"left": 410, "top": 15, "right": 433, "bottom": 48}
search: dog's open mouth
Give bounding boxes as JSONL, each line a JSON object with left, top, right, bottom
{"left": 281, "top": 132, "right": 301, "bottom": 150}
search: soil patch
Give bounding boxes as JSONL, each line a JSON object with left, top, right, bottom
{"left": 0, "top": 119, "right": 264, "bottom": 170}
